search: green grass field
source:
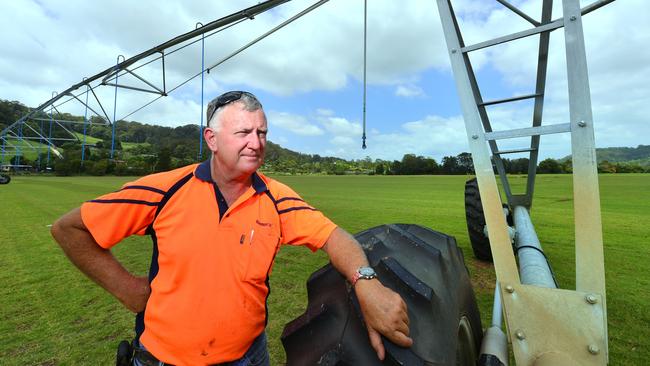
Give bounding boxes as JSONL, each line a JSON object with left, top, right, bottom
{"left": 1, "top": 174, "right": 648, "bottom": 365}
{"left": 73, "top": 132, "right": 102, "bottom": 146}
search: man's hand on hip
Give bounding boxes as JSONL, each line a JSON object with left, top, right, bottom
{"left": 51, "top": 207, "right": 151, "bottom": 314}
{"left": 117, "top": 275, "right": 151, "bottom": 313}
{"left": 354, "top": 278, "right": 412, "bottom": 360}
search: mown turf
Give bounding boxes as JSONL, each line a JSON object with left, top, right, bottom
{"left": 0, "top": 174, "right": 647, "bottom": 365}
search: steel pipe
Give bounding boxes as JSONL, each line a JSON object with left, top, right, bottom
{"left": 513, "top": 206, "right": 556, "bottom": 288}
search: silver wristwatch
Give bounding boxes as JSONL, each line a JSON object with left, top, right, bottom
{"left": 351, "top": 266, "right": 377, "bottom": 286}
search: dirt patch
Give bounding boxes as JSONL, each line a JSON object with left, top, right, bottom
{"left": 468, "top": 258, "right": 496, "bottom": 294}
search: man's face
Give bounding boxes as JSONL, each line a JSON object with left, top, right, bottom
{"left": 210, "top": 102, "right": 267, "bottom": 178}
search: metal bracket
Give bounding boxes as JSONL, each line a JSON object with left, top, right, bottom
{"left": 500, "top": 284, "right": 607, "bottom": 365}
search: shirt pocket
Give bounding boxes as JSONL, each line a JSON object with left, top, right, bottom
{"left": 243, "top": 224, "right": 281, "bottom": 283}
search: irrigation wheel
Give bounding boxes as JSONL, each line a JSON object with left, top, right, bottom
{"left": 281, "top": 224, "right": 482, "bottom": 365}
{"left": 0, "top": 174, "right": 10, "bottom": 184}
{"left": 465, "top": 178, "right": 494, "bottom": 262}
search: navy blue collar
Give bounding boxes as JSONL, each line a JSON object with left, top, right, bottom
{"left": 195, "top": 159, "right": 213, "bottom": 182}
{"left": 195, "top": 159, "right": 268, "bottom": 194}
{"left": 251, "top": 172, "right": 268, "bottom": 194}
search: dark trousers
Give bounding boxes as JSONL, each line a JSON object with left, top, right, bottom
{"left": 132, "top": 332, "right": 269, "bottom": 366}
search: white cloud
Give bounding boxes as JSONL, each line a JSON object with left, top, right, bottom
{"left": 330, "top": 136, "right": 355, "bottom": 146}
{"left": 319, "top": 117, "right": 362, "bottom": 137}
{"left": 314, "top": 113, "right": 471, "bottom": 161}
{"left": 316, "top": 108, "right": 334, "bottom": 116}
{"left": 0, "top": 1, "right": 451, "bottom": 105}
{"left": 436, "top": 0, "right": 650, "bottom": 159}
{"left": 395, "top": 84, "right": 425, "bottom": 98}
{"left": 1, "top": 0, "right": 647, "bottom": 162}
{"left": 267, "top": 111, "right": 323, "bottom": 136}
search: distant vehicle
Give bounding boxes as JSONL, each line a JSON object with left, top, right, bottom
{"left": 0, "top": 164, "right": 33, "bottom": 173}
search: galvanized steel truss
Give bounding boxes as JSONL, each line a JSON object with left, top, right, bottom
{"left": 436, "top": 0, "right": 611, "bottom": 364}
{"left": 0, "top": 0, "right": 334, "bottom": 166}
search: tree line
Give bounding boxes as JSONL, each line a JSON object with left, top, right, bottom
{"left": 2, "top": 99, "right": 648, "bottom": 176}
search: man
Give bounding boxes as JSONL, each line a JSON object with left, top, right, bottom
{"left": 51, "top": 91, "right": 412, "bottom": 365}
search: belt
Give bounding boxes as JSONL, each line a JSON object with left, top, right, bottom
{"left": 134, "top": 348, "right": 228, "bottom": 366}
{"left": 134, "top": 348, "right": 173, "bottom": 366}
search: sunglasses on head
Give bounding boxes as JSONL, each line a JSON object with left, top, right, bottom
{"left": 207, "top": 91, "right": 254, "bottom": 123}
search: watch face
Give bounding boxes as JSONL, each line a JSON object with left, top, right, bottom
{"left": 359, "top": 267, "right": 375, "bottom": 276}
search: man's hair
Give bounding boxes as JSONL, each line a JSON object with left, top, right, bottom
{"left": 206, "top": 91, "right": 264, "bottom": 131}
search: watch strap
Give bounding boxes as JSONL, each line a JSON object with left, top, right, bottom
{"left": 351, "top": 266, "right": 376, "bottom": 286}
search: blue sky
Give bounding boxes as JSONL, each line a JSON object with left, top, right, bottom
{"left": 1, "top": 0, "right": 648, "bottom": 162}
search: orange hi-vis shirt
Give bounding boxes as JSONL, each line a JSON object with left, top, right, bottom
{"left": 80, "top": 159, "right": 337, "bottom": 365}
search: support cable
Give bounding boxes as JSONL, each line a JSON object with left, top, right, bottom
{"left": 17, "top": 119, "right": 23, "bottom": 165}
{"left": 205, "top": 0, "right": 330, "bottom": 73}
{"left": 495, "top": 0, "right": 541, "bottom": 26}
{"left": 2, "top": 0, "right": 325, "bottom": 154}
{"left": 111, "top": 55, "right": 124, "bottom": 159}
{"left": 47, "top": 92, "right": 56, "bottom": 166}
{"left": 1, "top": 0, "right": 287, "bottom": 137}
{"left": 121, "top": 0, "right": 330, "bottom": 122}
{"left": 198, "top": 22, "right": 205, "bottom": 161}
{"left": 82, "top": 79, "right": 90, "bottom": 165}
{"left": 38, "top": 119, "right": 43, "bottom": 168}
{"left": 361, "top": 0, "right": 368, "bottom": 149}
{"left": 48, "top": 18, "right": 249, "bottom": 113}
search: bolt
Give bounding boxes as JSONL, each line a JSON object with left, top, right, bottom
{"left": 515, "top": 330, "right": 526, "bottom": 340}
{"left": 451, "top": 49, "right": 457, "bottom": 54}
{"left": 586, "top": 294, "right": 598, "bottom": 304}
{"left": 471, "top": 134, "right": 479, "bottom": 140}
{"left": 578, "top": 120, "right": 587, "bottom": 127}
{"left": 588, "top": 344, "right": 600, "bottom": 355}
{"left": 505, "top": 285, "right": 515, "bottom": 293}
{"left": 570, "top": 15, "right": 577, "bottom": 21}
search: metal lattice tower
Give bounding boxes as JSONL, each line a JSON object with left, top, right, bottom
{"left": 436, "top": 0, "right": 612, "bottom": 364}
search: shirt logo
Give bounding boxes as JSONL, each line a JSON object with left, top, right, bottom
{"left": 255, "top": 219, "right": 272, "bottom": 227}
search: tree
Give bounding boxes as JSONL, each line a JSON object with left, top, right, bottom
{"left": 456, "top": 152, "right": 474, "bottom": 174}
{"left": 423, "top": 158, "right": 439, "bottom": 174}
{"left": 538, "top": 158, "right": 562, "bottom": 173}
{"left": 597, "top": 160, "right": 616, "bottom": 173}
{"left": 54, "top": 157, "right": 82, "bottom": 176}
{"left": 157, "top": 147, "right": 172, "bottom": 172}
{"left": 86, "top": 159, "right": 108, "bottom": 176}
{"left": 401, "top": 154, "right": 420, "bottom": 175}
{"left": 390, "top": 160, "right": 402, "bottom": 175}
{"left": 501, "top": 158, "right": 529, "bottom": 174}
{"left": 10, "top": 155, "right": 30, "bottom": 166}
{"left": 441, "top": 156, "right": 459, "bottom": 174}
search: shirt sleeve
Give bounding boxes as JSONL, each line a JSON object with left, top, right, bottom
{"left": 275, "top": 185, "right": 337, "bottom": 252}
{"left": 81, "top": 179, "right": 164, "bottom": 249}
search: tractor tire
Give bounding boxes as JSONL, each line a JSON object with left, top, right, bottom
{"left": 281, "top": 224, "right": 482, "bottom": 365}
{"left": 465, "top": 178, "right": 492, "bottom": 262}
{"left": 0, "top": 174, "right": 10, "bottom": 185}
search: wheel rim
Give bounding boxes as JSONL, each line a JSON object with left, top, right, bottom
{"left": 456, "top": 315, "right": 478, "bottom": 366}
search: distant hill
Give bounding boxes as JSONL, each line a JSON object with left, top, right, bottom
{"left": 2, "top": 99, "right": 647, "bottom": 174}
{"left": 562, "top": 145, "right": 650, "bottom": 167}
